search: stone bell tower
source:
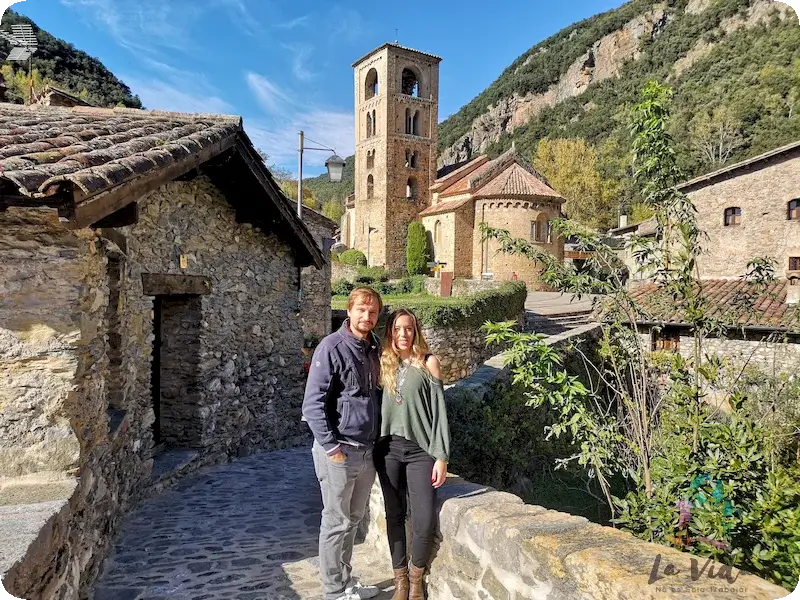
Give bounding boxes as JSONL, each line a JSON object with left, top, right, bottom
{"left": 351, "top": 43, "right": 441, "bottom": 273}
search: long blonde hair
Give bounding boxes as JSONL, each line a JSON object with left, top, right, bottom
{"left": 380, "top": 309, "right": 431, "bottom": 396}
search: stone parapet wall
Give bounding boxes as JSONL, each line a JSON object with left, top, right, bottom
{"left": 423, "top": 322, "right": 514, "bottom": 384}
{"left": 424, "top": 277, "right": 505, "bottom": 297}
{"left": 638, "top": 330, "right": 800, "bottom": 376}
{"left": 362, "top": 325, "right": 786, "bottom": 599}
{"left": 332, "top": 261, "right": 361, "bottom": 282}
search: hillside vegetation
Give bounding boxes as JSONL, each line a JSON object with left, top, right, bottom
{"left": 0, "top": 9, "right": 141, "bottom": 108}
{"left": 320, "top": 0, "right": 799, "bottom": 228}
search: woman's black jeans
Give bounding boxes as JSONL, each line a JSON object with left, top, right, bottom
{"left": 374, "top": 435, "right": 437, "bottom": 569}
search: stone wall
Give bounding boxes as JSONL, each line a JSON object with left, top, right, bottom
{"left": 299, "top": 207, "right": 335, "bottom": 344}
{"left": 686, "top": 149, "right": 800, "bottom": 278}
{"left": 423, "top": 322, "right": 515, "bottom": 384}
{"left": 639, "top": 328, "right": 800, "bottom": 376}
{"left": 424, "top": 276, "right": 505, "bottom": 297}
{"left": 1, "top": 176, "right": 313, "bottom": 600}
{"left": 361, "top": 327, "right": 787, "bottom": 600}
{"left": 332, "top": 261, "right": 361, "bottom": 282}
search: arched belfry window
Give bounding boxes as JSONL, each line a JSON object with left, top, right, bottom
{"left": 367, "top": 174, "right": 374, "bottom": 199}
{"left": 724, "top": 206, "right": 741, "bottom": 226}
{"left": 411, "top": 150, "right": 420, "bottom": 168}
{"left": 365, "top": 68, "right": 378, "bottom": 100}
{"left": 372, "top": 110, "right": 377, "bottom": 136}
{"left": 401, "top": 68, "right": 420, "bottom": 97}
{"left": 366, "top": 112, "right": 373, "bottom": 138}
{"left": 405, "top": 108, "right": 412, "bottom": 135}
{"left": 411, "top": 110, "right": 420, "bottom": 136}
{"left": 406, "top": 177, "right": 418, "bottom": 199}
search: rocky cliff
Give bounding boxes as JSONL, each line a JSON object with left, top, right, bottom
{"left": 439, "top": 0, "right": 795, "bottom": 167}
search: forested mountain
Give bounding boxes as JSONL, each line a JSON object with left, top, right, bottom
{"left": 0, "top": 9, "right": 141, "bottom": 108}
{"left": 314, "top": 0, "right": 799, "bottom": 229}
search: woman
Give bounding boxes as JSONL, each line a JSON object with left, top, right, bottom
{"left": 375, "top": 308, "right": 450, "bottom": 600}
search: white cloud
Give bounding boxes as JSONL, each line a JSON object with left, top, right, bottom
{"left": 123, "top": 63, "right": 233, "bottom": 114}
{"left": 282, "top": 44, "right": 315, "bottom": 81}
{"left": 60, "top": 0, "right": 195, "bottom": 54}
{"left": 244, "top": 71, "right": 353, "bottom": 171}
{"left": 275, "top": 14, "right": 309, "bottom": 30}
{"left": 329, "top": 6, "right": 367, "bottom": 45}
{"left": 245, "top": 110, "right": 353, "bottom": 173}
{"left": 245, "top": 72, "right": 293, "bottom": 114}
{"left": 59, "top": 0, "right": 263, "bottom": 55}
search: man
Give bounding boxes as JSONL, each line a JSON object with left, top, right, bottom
{"left": 302, "top": 286, "right": 383, "bottom": 600}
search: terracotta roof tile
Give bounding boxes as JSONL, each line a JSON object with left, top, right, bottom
{"left": 476, "top": 163, "right": 563, "bottom": 199}
{"left": 0, "top": 103, "right": 241, "bottom": 199}
{"left": 628, "top": 279, "right": 800, "bottom": 330}
{"left": 418, "top": 196, "right": 473, "bottom": 216}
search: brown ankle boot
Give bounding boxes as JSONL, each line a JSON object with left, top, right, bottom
{"left": 408, "top": 563, "right": 426, "bottom": 600}
{"left": 392, "top": 566, "right": 409, "bottom": 600}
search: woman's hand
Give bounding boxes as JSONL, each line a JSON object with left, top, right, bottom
{"left": 431, "top": 459, "right": 447, "bottom": 488}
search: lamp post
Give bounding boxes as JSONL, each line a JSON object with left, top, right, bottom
{"left": 297, "top": 130, "right": 346, "bottom": 219}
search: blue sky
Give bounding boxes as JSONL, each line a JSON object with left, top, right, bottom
{"left": 10, "top": 0, "right": 626, "bottom": 175}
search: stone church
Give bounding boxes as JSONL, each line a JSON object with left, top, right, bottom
{"left": 341, "top": 43, "right": 565, "bottom": 289}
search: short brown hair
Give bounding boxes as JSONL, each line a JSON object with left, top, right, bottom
{"left": 348, "top": 286, "right": 383, "bottom": 312}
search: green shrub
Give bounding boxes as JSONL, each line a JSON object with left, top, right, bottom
{"left": 406, "top": 221, "right": 430, "bottom": 276}
{"left": 339, "top": 249, "right": 367, "bottom": 266}
{"left": 394, "top": 275, "right": 427, "bottom": 294}
{"left": 388, "top": 282, "right": 527, "bottom": 329}
{"left": 354, "top": 266, "right": 390, "bottom": 284}
{"left": 331, "top": 279, "right": 355, "bottom": 297}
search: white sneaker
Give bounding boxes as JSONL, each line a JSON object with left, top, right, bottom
{"left": 344, "top": 579, "right": 380, "bottom": 599}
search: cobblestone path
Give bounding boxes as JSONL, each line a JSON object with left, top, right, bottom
{"left": 95, "top": 447, "right": 395, "bottom": 600}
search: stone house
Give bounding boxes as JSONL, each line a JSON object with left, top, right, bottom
{"left": 629, "top": 278, "right": 800, "bottom": 375}
{"left": 420, "top": 148, "right": 564, "bottom": 289}
{"left": 678, "top": 140, "right": 800, "bottom": 279}
{"left": 0, "top": 102, "right": 325, "bottom": 599}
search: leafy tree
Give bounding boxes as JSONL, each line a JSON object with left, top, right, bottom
{"left": 321, "top": 199, "right": 345, "bottom": 223}
{"left": 278, "top": 180, "right": 316, "bottom": 209}
{"left": 339, "top": 249, "right": 367, "bottom": 266}
{"left": 689, "top": 105, "right": 744, "bottom": 169}
{"left": 406, "top": 221, "right": 430, "bottom": 276}
{"left": 0, "top": 9, "right": 141, "bottom": 108}
{"left": 533, "top": 138, "right": 620, "bottom": 230}
{"left": 0, "top": 65, "right": 52, "bottom": 104}
{"left": 480, "top": 82, "right": 800, "bottom": 588}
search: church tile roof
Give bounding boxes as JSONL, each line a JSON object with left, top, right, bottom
{"left": 476, "top": 162, "right": 563, "bottom": 200}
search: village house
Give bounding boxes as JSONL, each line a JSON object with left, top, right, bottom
{"left": 341, "top": 43, "right": 565, "bottom": 290}
{"left": 624, "top": 141, "right": 800, "bottom": 372}
{"left": 0, "top": 102, "right": 328, "bottom": 599}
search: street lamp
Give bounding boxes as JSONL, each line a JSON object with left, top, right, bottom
{"left": 297, "top": 130, "right": 346, "bottom": 218}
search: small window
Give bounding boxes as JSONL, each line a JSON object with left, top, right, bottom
{"left": 434, "top": 220, "right": 441, "bottom": 243}
{"left": 366, "top": 112, "right": 373, "bottom": 138}
{"left": 790, "top": 257, "right": 800, "bottom": 271}
{"left": 411, "top": 150, "right": 419, "bottom": 168}
{"left": 406, "top": 177, "right": 418, "bottom": 199}
{"left": 653, "top": 328, "right": 680, "bottom": 352}
{"left": 412, "top": 110, "right": 420, "bottom": 136}
{"left": 366, "top": 150, "right": 374, "bottom": 169}
{"left": 789, "top": 199, "right": 800, "bottom": 221}
{"left": 372, "top": 110, "right": 377, "bottom": 136}
{"left": 405, "top": 108, "right": 412, "bottom": 135}
{"left": 724, "top": 207, "right": 741, "bottom": 227}
{"left": 367, "top": 174, "right": 374, "bottom": 199}
{"left": 531, "top": 219, "right": 550, "bottom": 243}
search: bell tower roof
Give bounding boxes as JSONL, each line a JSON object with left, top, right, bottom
{"left": 352, "top": 42, "right": 442, "bottom": 67}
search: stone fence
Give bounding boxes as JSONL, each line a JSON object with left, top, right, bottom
{"left": 424, "top": 277, "right": 504, "bottom": 297}
{"left": 361, "top": 325, "right": 787, "bottom": 600}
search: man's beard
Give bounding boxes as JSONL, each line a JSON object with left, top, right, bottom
{"left": 354, "top": 320, "right": 374, "bottom": 333}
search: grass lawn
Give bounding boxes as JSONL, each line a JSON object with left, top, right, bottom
{"left": 331, "top": 294, "right": 466, "bottom": 310}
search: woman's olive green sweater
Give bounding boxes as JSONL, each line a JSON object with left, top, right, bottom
{"left": 380, "top": 363, "right": 450, "bottom": 462}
